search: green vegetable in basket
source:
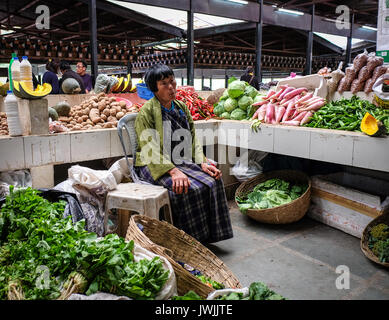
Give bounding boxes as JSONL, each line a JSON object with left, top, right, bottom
{"left": 196, "top": 275, "right": 224, "bottom": 290}
{"left": 171, "top": 290, "right": 203, "bottom": 300}
{"left": 236, "top": 178, "right": 307, "bottom": 214}
{"left": 369, "top": 223, "right": 389, "bottom": 241}
{"left": 368, "top": 223, "right": 389, "bottom": 263}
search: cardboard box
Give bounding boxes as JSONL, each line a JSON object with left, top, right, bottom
{"left": 308, "top": 172, "right": 389, "bottom": 238}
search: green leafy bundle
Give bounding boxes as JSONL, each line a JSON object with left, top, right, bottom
{"left": 368, "top": 223, "right": 389, "bottom": 263}
{"left": 236, "top": 178, "right": 307, "bottom": 213}
{"left": 217, "top": 282, "right": 286, "bottom": 300}
{"left": 304, "top": 96, "right": 389, "bottom": 132}
{"left": 0, "top": 186, "right": 169, "bottom": 300}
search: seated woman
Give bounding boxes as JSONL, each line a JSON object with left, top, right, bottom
{"left": 134, "top": 64, "right": 233, "bottom": 244}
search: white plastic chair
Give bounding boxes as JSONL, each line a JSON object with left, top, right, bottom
{"left": 104, "top": 113, "right": 173, "bottom": 235}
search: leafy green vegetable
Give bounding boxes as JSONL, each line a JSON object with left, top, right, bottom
{"left": 0, "top": 186, "right": 169, "bottom": 300}
{"left": 196, "top": 275, "right": 224, "bottom": 290}
{"left": 216, "top": 281, "right": 286, "bottom": 300}
{"left": 230, "top": 108, "right": 247, "bottom": 120}
{"left": 244, "top": 86, "right": 258, "bottom": 99}
{"left": 171, "top": 290, "right": 203, "bottom": 300}
{"left": 224, "top": 97, "right": 238, "bottom": 112}
{"left": 236, "top": 178, "right": 307, "bottom": 213}
{"left": 227, "top": 80, "right": 246, "bottom": 99}
{"left": 213, "top": 101, "right": 225, "bottom": 116}
{"left": 238, "top": 95, "right": 253, "bottom": 111}
{"left": 220, "top": 111, "right": 231, "bottom": 119}
{"left": 368, "top": 223, "right": 389, "bottom": 263}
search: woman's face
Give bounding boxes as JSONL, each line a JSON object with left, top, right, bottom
{"left": 155, "top": 75, "right": 176, "bottom": 102}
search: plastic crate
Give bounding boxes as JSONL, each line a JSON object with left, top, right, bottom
{"left": 136, "top": 83, "right": 154, "bottom": 100}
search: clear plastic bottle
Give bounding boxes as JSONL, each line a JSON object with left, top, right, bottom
{"left": 4, "top": 91, "right": 23, "bottom": 136}
{"left": 11, "top": 57, "right": 21, "bottom": 83}
{"left": 19, "top": 56, "right": 33, "bottom": 91}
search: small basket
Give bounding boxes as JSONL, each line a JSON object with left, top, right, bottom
{"left": 136, "top": 83, "right": 154, "bottom": 100}
{"left": 125, "top": 215, "right": 241, "bottom": 298}
{"left": 235, "top": 170, "right": 311, "bottom": 224}
{"left": 360, "top": 211, "right": 389, "bottom": 268}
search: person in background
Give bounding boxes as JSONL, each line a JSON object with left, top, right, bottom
{"left": 58, "top": 61, "right": 86, "bottom": 94}
{"left": 240, "top": 66, "right": 260, "bottom": 90}
{"left": 134, "top": 64, "right": 233, "bottom": 244}
{"left": 42, "top": 59, "right": 59, "bottom": 94}
{"left": 76, "top": 60, "right": 92, "bottom": 93}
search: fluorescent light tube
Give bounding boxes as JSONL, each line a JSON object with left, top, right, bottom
{"left": 278, "top": 8, "right": 304, "bottom": 16}
{"left": 226, "top": 0, "right": 249, "bottom": 4}
{"left": 362, "top": 25, "right": 377, "bottom": 31}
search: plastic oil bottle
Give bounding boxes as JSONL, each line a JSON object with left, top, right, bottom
{"left": 4, "top": 91, "right": 23, "bottom": 136}
{"left": 11, "top": 57, "right": 21, "bottom": 83}
{"left": 19, "top": 56, "right": 33, "bottom": 91}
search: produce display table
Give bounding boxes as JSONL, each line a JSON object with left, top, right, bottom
{"left": 1, "top": 119, "right": 388, "bottom": 188}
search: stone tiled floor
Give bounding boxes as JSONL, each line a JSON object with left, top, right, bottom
{"left": 206, "top": 200, "right": 389, "bottom": 300}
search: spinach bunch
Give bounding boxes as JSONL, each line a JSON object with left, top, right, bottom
{"left": 236, "top": 178, "right": 307, "bottom": 213}
{"left": 0, "top": 186, "right": 169, "bottom": 300}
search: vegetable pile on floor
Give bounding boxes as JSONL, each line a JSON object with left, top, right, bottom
{"left": 213, "top": 79, "right": 264, "bottom": 120}
{"left": 236, "top": 178, "right": 308, "bottom": 213}
{"left": 303, "top": 96, "right": 389, "bottom": 134}
{"left": 251, "top": 85, "right": 326, "bottom": 128}
{"left": 0, "top": 186, "right": 169, "bottom": 300}
{"left": 368, "top": 223, "right": 389, "bottom": 263}
{"left": 176, "top": 87, "right": 215, "bottom": 121}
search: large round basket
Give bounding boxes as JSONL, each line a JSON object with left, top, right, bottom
{"left": 235, "top": 170, "right": 311, "bottom": 224}
{"left": 360, "top": 211, "right": 389, "bottom": 268}
{"left": 125, "top": 215, "right": 242, "bottom": 298}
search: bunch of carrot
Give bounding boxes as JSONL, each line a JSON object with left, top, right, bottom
{"left": 251, "top": 85, "right": 326, "bottom": 126}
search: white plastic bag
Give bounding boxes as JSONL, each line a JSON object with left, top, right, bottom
{"left": 231, "top": 150, "right": 268, "bottom": 182}
{"left": 0, "top": 170, "right": 32, "bottom": 197}
{"left": 68, "top": 165, "right": 117, "bottom": 191}
{"left": 108, "top": 157, "right": 132, "bottom": 184}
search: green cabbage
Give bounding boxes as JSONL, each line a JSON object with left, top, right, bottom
{"left": 224, "top": 97, "right": 238, "bottom": 112}
{"left": 220, "top": 112, "right": 231, "bottom": 119}
{"left": 254, "top": 94, "right": 265, "bottom": 104}
{"left": 230, "top": 108, "right": 247, "bottom": 120}
{"left": 213, "top": 101, "right": 225, "bottom": 116}
{"left": 244, "top": 86, "right": 258, "bottom": 99}
{"left": 227, "top": 80, "right": 246, "bottom": 98}
{"left": 238, "top": 95, "right": 253, "bottom": 111}
{"left": 219, "top": 90, "right": 229, "bottom": 101}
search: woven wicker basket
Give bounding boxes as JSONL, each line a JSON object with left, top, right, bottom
{"left": 125, "top": 215, "right": 242, "bottom": 298}
{"left": 235, "top": 170, "right": 311, "bottom": 224}
{"left": 360, "top": 211, "right": 389, "bottom": 268}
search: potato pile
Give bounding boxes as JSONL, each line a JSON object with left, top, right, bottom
{"left": 0, "top": 112, "right": 8, "bottom": 136}
{"left": 59, "top": 93, "right": 139, "bottom": 131}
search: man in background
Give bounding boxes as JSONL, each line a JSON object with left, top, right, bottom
{"left": 240, "top": 66, "right": 260, "bottom": 90}
{"left": 76, "top": 60, "right": 92, "bottom": 93}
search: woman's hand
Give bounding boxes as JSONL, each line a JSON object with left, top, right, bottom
{"left": 201, "top": 163, "right": 222, "bottom": 180}
{"left": 168, "top": 167, "right": 190, "bottom": 194}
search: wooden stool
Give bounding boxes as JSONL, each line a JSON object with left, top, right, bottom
{"left": 104, "top": 182, "right": 173, "bottom": 235}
